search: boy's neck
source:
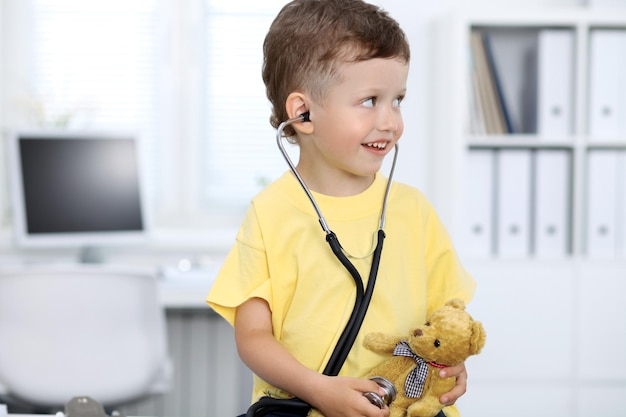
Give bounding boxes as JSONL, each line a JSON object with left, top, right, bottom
{"left": 294, "top": 163, "right": 375, "bottom": 197}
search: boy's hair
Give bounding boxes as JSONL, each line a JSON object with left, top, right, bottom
{"left": 263, "top": 0, "right": 410, "bottom": 137}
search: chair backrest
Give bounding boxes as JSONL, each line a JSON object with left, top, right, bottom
{"left": 0, "top": 264, "right": 171, "bottom": 409}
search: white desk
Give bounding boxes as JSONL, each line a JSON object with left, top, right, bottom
{"left": 0, "top": 260, "right": 217, "bottom": 309}
{"left": 158, "top": 278, "right": 213, "bottom": 308}
{"left": 157, "top": 267, "right": 217, "bottom": 309}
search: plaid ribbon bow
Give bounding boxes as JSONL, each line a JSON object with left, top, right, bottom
{"left": 392, "top": 340, "right": 429, "bottom": 399}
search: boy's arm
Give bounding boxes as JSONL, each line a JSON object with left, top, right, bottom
{"left": 235, "top": 297, "right": 389, "bottom": 417}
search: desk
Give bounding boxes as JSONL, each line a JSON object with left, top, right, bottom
{"left": 157, "top": 267, "right": 217, "bottom": 309}
{"left": 158, "top": 278, "right": 213, "bottom": 308}
{"left": 0, "top": 256, "right": 219, "bottom": 309}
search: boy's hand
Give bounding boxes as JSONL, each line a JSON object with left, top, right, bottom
{"left": 438, "top": 362, "right": 468, "bottom": 406}
{"left": 309, "top": 375, "right": 390, "bottom": 417}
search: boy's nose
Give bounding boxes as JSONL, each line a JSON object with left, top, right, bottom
{"left": 377, "top": 106, "right": 400, "bottom": 133}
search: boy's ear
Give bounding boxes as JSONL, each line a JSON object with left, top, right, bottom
{"left": 286, "top": 92, "right": 314, "bottom": 134}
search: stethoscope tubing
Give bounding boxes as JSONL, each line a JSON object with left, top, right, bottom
{"left": 323, "top": 229, "right": 386, "bottom": 376}
{"left": 276, "top": 114, "right": 399, "bottom": 375}
{"left": 246, "top": 114, "right": 400, "bottom": 417}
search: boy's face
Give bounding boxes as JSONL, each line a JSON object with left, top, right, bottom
{"left": 301, "top": 57, "right": 409, "bottom": 191}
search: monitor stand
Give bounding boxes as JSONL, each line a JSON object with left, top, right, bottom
{"left": 78, "top": 246, "right": 106, "bottom": 264}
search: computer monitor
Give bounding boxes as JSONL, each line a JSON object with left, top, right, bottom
{"left": 7, "top": 130, "right": 150, "bottom": 262}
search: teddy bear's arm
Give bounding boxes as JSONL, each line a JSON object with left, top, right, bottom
{"left": 363, "top": 332, "right": 403, "bottom": 354}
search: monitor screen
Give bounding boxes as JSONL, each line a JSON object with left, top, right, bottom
{"left": 8, "top": 130, "right": 150, "bottom": 261}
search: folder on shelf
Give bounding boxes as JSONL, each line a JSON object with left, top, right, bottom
{"left": 536, "top": 29, "right": 574, "bottom": 139}
{"left": 589, "top": 30, "right": 626, "bottom": 140}
{"left": 469, "top": 30, "right": 508, "bottom": 135}
{"left": 533, "top": 150, "right": 571, "bottom": 258}
{"left": 496, "top": 149, "right": 532, "bottom": 257}
{"left": 482, "top": 28, "right": 542, "bottom": 135}
{"left": 483, "top": 32, "right": 513, "bottom": 134}
{"left": 586, "top": 150, "right": 619, "bottom": 258}
{"left": 467, "top": 45, "right": 486, "bottom": 135}
{"left": 618, "top": 151, "right": 626, "bottom": 257}
{"left": 462, "top": 149, "right": 495, "bottom": 258}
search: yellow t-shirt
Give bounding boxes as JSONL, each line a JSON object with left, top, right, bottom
{"left": 207, "top": 172, "right": 476, "bottom": 417}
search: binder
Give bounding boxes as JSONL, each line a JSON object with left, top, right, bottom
{"left": 463, "top": 149, "right": 495, "bottom": 258}
{"left": 496, "top": 149, "right": 532, "bottom": 257}
{"left": 588, "top": 30, "right": 626, "bottom": 140}
{"left": 618, "top": 151, "right": 626, "bottom": 257}
{"left": 586, "top": 150, "right": 618, "bottom": 258}
{"left": 536, "top": 29, "right": 574, "bottom": 138}
{"left": 468, "top": 42, "right": 486, "bottom": 135}
{"left": 483, "top": 32, "right": 513, "bottom": 134}
{"left": 533, "top": 150, "right": 570, "bottom": 258}
{"left": 469, "top": 30, "right": 507, "bottom": 135}
{"left": 484, "top": 28, "right": 540, "bottom": 134}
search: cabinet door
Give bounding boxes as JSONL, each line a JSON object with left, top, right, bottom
{"left": 577, "top": 264, "right": 626, "bottom": 380}
{"left": 459, "top": 260, "right": 576, "bottom": 417}
{"left": 463, "top": 260, "right": 576, "bottom": 381}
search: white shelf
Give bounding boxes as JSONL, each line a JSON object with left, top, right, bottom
{"left": 429, "top": 7, "right": 626, "bottom": 261}
{"left": 429, "top": 9, "right": 626, "bottom": 417}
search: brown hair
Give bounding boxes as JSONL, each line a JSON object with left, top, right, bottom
{"left": 262, "top": 0, "right": 410, "bottom": 137}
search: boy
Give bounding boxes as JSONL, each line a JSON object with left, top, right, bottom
{"left": 207, "top": 1, "right": 476, "bottom": 416}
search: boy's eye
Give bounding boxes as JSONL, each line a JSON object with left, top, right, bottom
{"left": 362, "top": 97, "right": 376, "bottom": 108}
{"left": 362, "top": 96, "right": 403, "bottom": 108}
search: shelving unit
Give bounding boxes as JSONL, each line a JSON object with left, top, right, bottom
{"left": 429, "top": 7, "right": 626, "bottom": 261}
{"left": 429, "top": 8, "right": 626, "bottom": 417}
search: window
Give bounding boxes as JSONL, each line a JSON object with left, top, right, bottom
{"left": 203, "top": 0, "right": 296, "bottom": 208}
{"left": 1, "top": 0, "right": 291, "bottom": 232}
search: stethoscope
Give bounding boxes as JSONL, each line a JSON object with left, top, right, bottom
{"left": 246, "top": 112, "right": 400, "bottom": 416}
{"left": 276, "top": 111, "right": 399, "bottom": 376}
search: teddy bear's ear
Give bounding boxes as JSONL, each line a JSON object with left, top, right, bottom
{"left": 445, "top": 298, "right": 466, "bottom": 310}
{"left": 469, "top": 320, "right": 487, "bottom": 355}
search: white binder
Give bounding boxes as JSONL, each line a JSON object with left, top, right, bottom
{"left": 462, "top": 149, "right": 495, "bottom": 258}
{"left": 534, "top": 150, "right": 570, "bottom": 258}
{"left": 496, "top": 149, "right": 532, "bottom": 257}
{"left": 587, "top": 151, "right": 618, "bottom": 258}
{"left": 618, "top": 152, "right": 626, "bottom": 257}
{"left": 536, "top": 29, "right": 574, "bottom": 139}
{"left": 588, "top": 30, "right": 626, "bottom": 140}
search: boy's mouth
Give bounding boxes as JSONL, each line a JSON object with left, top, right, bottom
{"left": 364, "top": 141, "right": 387, "bottom": 150}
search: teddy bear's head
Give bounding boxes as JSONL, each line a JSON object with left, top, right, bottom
{"left": 405, "top": 298, "right": 486, "bottom": 367}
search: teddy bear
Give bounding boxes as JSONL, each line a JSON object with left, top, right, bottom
{"left": 361, "top": 298, "right": 486, "bottom": 417}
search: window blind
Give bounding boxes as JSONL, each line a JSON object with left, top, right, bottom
{"left": 202, "top": 0, "right": 294, "bottom": 207}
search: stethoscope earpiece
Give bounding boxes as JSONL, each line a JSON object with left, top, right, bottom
{"left": 300, "top": 111, "right": 310, "bottom": 122}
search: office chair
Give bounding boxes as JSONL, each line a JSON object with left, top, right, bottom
{"left": 0, "top": 264, "right": 172, "bottom": 413}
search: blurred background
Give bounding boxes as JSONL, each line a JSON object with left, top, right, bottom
{"left": 1, "top": 1, "right": 625, "bottom": 416}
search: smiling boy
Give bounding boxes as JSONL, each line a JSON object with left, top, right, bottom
{"left": 207, "top": 1, "right": 476, "bottom": 416}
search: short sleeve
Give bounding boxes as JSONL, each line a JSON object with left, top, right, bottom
{"left": 206, "top": 204, "right": 272, "bottom": 325}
